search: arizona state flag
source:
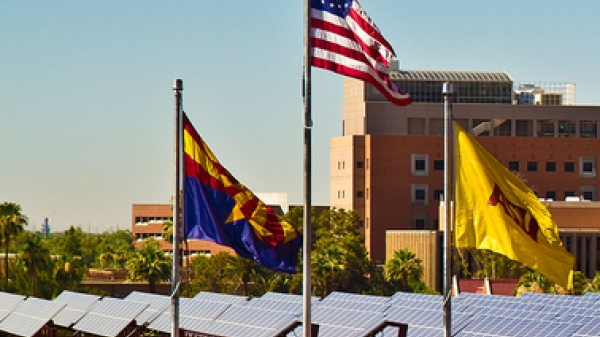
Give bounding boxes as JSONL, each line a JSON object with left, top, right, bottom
{"left": 454, "top": 122, "right": 574, "bottom": 288}
{"left": 183, "top": 113, "right": 302, "bottom": 273}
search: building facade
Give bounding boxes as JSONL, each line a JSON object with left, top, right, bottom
{"left": 331, "top": 69, "right": 600, "bottom": 276}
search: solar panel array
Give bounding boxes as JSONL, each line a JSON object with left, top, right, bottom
{"left": 0, "top": 297, "right": 66, "bottom": 337}
{"left": 1, "top": 289, "right": 600, "bottom": 337}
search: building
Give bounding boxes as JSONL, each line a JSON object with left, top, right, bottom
{"left": 131, "top": 204, "right": 234, "bottom": 258}
{"left": 330, "top": 67, "right": 600, "bottom": 278}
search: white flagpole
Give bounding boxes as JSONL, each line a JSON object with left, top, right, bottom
{"left": 302, "top": 0, "right": 313, "bottom": 336}
{"left": 442, "top": 82, "right": 453, "bottom": 337}
{"left": 172, "top": 78, "right": 183, "bottom": 337}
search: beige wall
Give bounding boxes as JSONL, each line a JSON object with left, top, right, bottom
{"left": 386, "top": 230, "right": 440, "bottom": 291}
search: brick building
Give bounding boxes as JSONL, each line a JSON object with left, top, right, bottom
{"left": 330, "top": 68, "right": 600, "bottom": 279}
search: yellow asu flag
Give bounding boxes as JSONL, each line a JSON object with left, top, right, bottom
{"left": 454, "top": 122, "right": 575, "bottom": 289}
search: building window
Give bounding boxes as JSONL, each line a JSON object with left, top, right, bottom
{"left": 580, "top": 157, "right": 597, "bottom": 178}
{"left": 496, "top": 120, "right": 512, "bottom": 136}
{"left": 580, "top": 121, "right": 597, "bottom": 138}
{"left": 564, "top": 191, "right": 575, "bottom": 200}
{"left": 546, "top": 191, "right": 556, "bottom": 201}
{"left": 581, "top": 186, "right": 596, "bottom": 201}
{"left": 565, "top": 162, "right": 575, "bottom": 172}
{"left": 411, "top": 154, "right": 429, "bottom": 176}
{"left": 537, "top": 120, "right": 554, "bottom": 137}
{"left": 412, "top": 214, "right": 428, "bottom": 230}
{"left": 434, "top": 189, "right": 444, "bottom": 201}
{"left": 516, "top": 120, "right": 533, "bottom": 137}
{"left": 357, "top": 190, "right": 364, "bottom": 198}
{"left": 411, "top": 184, "right": 428, "bottom": 205}
{"left": 356, "top": 161, "right": 364, "bottom": 169}
{"left": 558, "top": 120, "right": 576, "bottom": 138}
{"left": 527, "top": 162, "right": 538, "bottom": 172}
{"left": 546, "top": 162, "right": 556, "bottom": 172}
{"left": 434, "top": 160, "right": 444, "bottom": 171}
{"left": 509, "top": 161, "right": 520, "bottom": 172}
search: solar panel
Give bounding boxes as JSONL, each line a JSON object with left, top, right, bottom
{"left": 193, "top": 291, "right": 248, "bottom": 305}
{"left": 318, "top": 297, "right": 390, "bottom": 313}
{"left": 245, "top": 297, "right": 304, "bottom": 315}
{"left": 573, "top": 317, "right": 600, "bottom": 336}
{"left": 125, "top": 291, "right": 171, "bottom": 324}
{"left": 0, "top": 292, "right": 25, "bottom": 322}
{"left": 148, "top": 298, "right": 231, "bottom": 334}
{"left": 217, "top": 305, "right": 297, "bottom": 332}
{"left": 52, "top": 291, "right": 101, "bottom": 328}
{"left": 307, "top": 305, "right": 385, "bottom": 330}
{"left": 385, "top": 307, "right": 472, "bottom": 334}
{"left": 72, "top": 298, "right": 149, "bottom": 337}
{"left": 288, "top": 324, "right": 365, "bottom": 337}
{"left": 323, "top": 291, "right": 390, "bottom": 305}
{"left": 0, "top": 297, "right": 66, "bottom": 337}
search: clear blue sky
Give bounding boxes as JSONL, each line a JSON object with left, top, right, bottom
{"left": 2, "top": 1, "right": 599, "bottom": 233}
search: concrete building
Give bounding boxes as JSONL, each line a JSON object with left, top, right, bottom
{"left": 330, "top": 68, "right": 600, "bottom": 279}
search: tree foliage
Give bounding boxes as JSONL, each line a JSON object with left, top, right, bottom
{"left": 125, "top": 238, "right": 171, "bottom": 293}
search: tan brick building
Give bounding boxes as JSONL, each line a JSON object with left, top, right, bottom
{"left": 331, "top": 69, "right": 600, "bottom": 279}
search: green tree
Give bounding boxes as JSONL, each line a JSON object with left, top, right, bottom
{"left": 186, "top": 252, "right": 235, "bottom": 294}
{"left": 283, "top": 207, "right": 375, "bottom": 297}
{"left": 385, "top": 249, "right": 424, "bottom": 292}
{"left": 18, "top": 233, "right": 51, "bottom": 296}
{"left": 125, "top": 238, "right": 171, "bottom": 293}
{"left": 587, "top": 272, "right": 600, "bottom": 293}
{"left": 0, "top": 202, "right": 28, "bottom": 285}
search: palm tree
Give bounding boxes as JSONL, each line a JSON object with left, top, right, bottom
{"left": 385, "top": 249, "right": 424, "bottom": 292}
{"left": 0, "top": 202, "right": 28, "bottom": 284}
{"left": 19, "top": 233, "right": 50, "bottom": 296}
{"left": 125, "top": 238, "right": 171, "bottom": 293}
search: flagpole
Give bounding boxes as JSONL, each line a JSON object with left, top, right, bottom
{"left": 442, "top": 82, "right": 453, "bottom": 337}
{"left": 302, "top": 0, "right": 313, "bottom": 336}
{"left": 172, "top": 78, "right": 183, "bottom": 337}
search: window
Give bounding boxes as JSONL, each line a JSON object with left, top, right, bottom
{"left": 411, "top": 154, "right": 429, "bottom": 176}
{"left": 565, "top": 162, "right": 575, "bottom": 172}
{"left": 496, "top": 120, "right": 512, "bottom": 136}
{"left": 411, "top": 184, "right": 428, "bottom": 205}
{"left": 434, "top": 160, "right": 444, "bottom": 171}
{"left": 546, "top": 162, "right": 556, "bottom": 172}
{"left": 558, "top": 120, "right": 576, "bottom": 138}
{"left": 356, "top": 190, "right": 364, "bottom": 198}
{"left": 537, "top": 120, "right": 554, "bottom": 137}
{"left": 509, "top": 161, "right": 520, "bottom": 172}
{"left": 580, "top": 157, "right": 597, "bottom": 178}
{"left": 516, "top": 120, "right": 533, "bottom": 137}
{"left": 434, "top": 189, "right": 443, "bottom": 201}
{"left": 581, "top": 187, "right": 596, "bottom": 201}
{"left": 580, "top": 121, "right": 597, "bottom": 138}
{"left": 527, "top": 162, "right": 538, "bottom": 172}
{"left": 356, "top": 161, "right": 364, "bottom": 169}
{"left": 412, "top": 214, "right": 428, "bottom": 230}
{"left": 564, "top": 191, "right": 575, "bottom": 199}
{"left": 546, "top": 191, "right": 556, "bottom": 201}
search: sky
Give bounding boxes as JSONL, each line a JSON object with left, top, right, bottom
{"left": 1, "top": 1, "right": 599, "bottom": 233}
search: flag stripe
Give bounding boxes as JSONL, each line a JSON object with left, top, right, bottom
{"left": 309, "top": 0, "right": 411, "bottom": 106}
{"left": 312, "top": 48, "right": 410, "bottom": 103}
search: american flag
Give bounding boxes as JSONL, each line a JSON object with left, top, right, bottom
{"left": 310, "top": 0, "right": 411, "bottom": 106}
